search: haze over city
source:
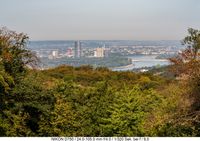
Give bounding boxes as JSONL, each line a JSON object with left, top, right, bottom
{"left": 1, "top": 0, "right": 200, "bottom": 138}
{"left": 0, "top": 0, "right": 200, "bottom": 40}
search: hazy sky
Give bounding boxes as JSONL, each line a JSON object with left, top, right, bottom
{"left": 0, "top": 0, "right": 200, "bottom": 40}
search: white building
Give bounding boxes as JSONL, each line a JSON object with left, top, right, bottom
{"left": 48, "top": 50, "right": 59, "bottom": 59}
{"left": 94, "top": 47, "right": 105, "bottom": 57}
{"left": 52, "top": 50, "right": 59, "bottom": 58}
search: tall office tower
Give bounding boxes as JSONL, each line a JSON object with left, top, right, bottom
{"left": 74, "top": 41, "right": 82, "bottom": 58}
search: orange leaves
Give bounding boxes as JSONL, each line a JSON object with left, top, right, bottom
{"left": 169, "top": 28, "right": 200, "bottom": 78}
{"left": 0, "top": 27, "right": 39, "bottom": 77}
{"left": 2, "top": 50, "right": 12, "bottom": 62}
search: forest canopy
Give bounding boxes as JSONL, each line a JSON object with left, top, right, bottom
{"left": 0, "top": 27, "right": 200, "bottom": 136}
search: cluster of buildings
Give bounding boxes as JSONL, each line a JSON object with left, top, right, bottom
{"left": 110, "top": 45, "right": 178, "bottom": 56}
{"left": 48, "top": 41, "right": 107, "bottom": 59}
{"left": 32, "top": 41, "right": 181, "bottom": 60}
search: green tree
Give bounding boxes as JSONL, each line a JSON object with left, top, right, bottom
{"left": 38, "top": 80, "right": 77, "bottom": 136}
{"left": 102, "top": 85, "right": 160, "bottom": 136}
{"left": 8, "top": 74, "right": 55, "bottom": 136}
{"left": 0, "top": 27, "right": 38, "bottom": 80}
{"left": 169, "top": 28, "right": 200, "bottom": 135}
{"left": 84, "top": 81, "right": 115, "bottom": 136}
{"left": 169, "top": 28, "right": 200, "bottom": 76}
{"left": 183, "top": 28, "right": 200, "bottom": 60}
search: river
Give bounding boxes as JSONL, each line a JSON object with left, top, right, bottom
{"left": 112, "top": 55, "right": 169, "bottom": 71}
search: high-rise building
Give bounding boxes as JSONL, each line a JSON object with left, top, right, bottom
{"left": 74, "top": 41, "right": 82, "bottom": 58}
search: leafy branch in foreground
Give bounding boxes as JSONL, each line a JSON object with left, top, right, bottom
{"left": 0, "top": 27, "right": 39, "bottom": 79}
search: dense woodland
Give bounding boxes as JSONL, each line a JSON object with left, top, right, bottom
{"left": 0, "top": 27, "right": 200, "bottom": 136}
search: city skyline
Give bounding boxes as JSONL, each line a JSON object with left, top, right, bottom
{"left": 0, "top": 0, "right": 200, "bottom": 40}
